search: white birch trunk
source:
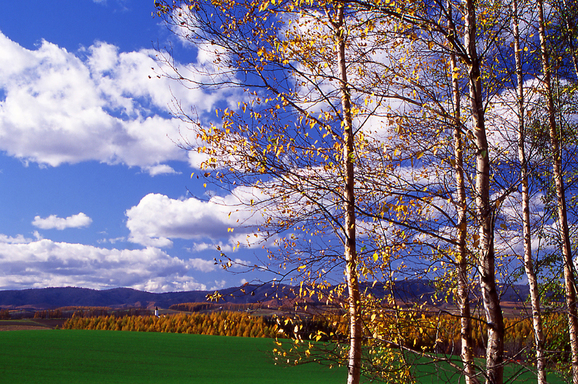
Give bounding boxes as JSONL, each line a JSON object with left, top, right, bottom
{"left": 537, "top": 1, "right": 578, "bottom": 381}
{"left": 464, "top": 0, "right": 504, "bottom": 382}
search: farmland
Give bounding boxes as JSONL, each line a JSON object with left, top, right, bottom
{"left": 0, "top": 329, "right": 347, "bottom": 384}
{"left": 0, "top": 328, "right": 568, "bottom": 383}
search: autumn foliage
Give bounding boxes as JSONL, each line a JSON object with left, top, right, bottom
{"left": 169, "top": 302, "right": 264, "bottom": 312}
{"left": 61, "top": 308, "right": 570, "bottom": 367}
{"left": 63, "top": 311, "right": 280, "bottom": 338}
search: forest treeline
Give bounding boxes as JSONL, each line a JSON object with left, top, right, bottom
{"left": 0, "top": 309, "right": 10, "bottom": 320}
{"left": 32, "top": 307, "right": 151, "bottom": 319}
{"left": 62, "top": 311, "right": 280, "bottom": 338}
{"left": 168, "top": 302, "right": 266, "bottom": 312}
{"left": 61, "top": 310, "right": 571, "bottom": 366}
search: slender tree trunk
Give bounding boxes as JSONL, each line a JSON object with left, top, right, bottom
{"left": 512, "top": 0, "right": 546, "bottom": 381}
{"left": 336, "top": 5, "right": 362, "bottom": 384}
{"left": 449, "top": 14, "right": 478, "bottom": 382}
{"left": 463, "top": 0, "right": 504, "bottom": 382}
{"left": 537, "top": 1, "right": 578, "bottom": 382}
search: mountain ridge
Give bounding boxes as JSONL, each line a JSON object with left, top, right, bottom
{"left": 0, "top": 280, "right": 530, "bottom": 310}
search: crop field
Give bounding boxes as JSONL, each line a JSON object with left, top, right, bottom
{"left": 0, "top": 329, "right": 567, "bottom": 383}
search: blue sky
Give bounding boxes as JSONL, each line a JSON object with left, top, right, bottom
{"left": 0, "top": 0, "right": 557, "bottom": 294}
{"left": 0, "top": 0, "right": 264, "bottom": 292}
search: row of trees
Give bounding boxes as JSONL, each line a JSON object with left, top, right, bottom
{"left": 63, "top": 312, "right": 280, "bottom": 338}
{"left": 154, "top": 0, "right": 578, "bottom": 382}
{"left": 33, "top": 307, "right": 150, "bottom": 319}
{"left": 169, "top": 302, "right": 265, "bottom": 312}
{"left": 62, "top": 309, "right": 572, "bottom": 371}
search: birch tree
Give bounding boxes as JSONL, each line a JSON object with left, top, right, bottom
{"left": 537, "top": 0, "right": 578, "bottom": 380}
{"left": 154, "top": 1, "right": 388, "bottom": 383}
{"left": 510, "top": 0, "right": 546, "bottom": 381}
{"left": 155, "top": 0, "right": 578, "bottom": 382}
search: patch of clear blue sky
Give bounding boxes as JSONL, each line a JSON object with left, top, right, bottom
{"left": 0, "top": 155, "right": 190, "bottom": 244}
{"left": 0, "top": 0, "right": 162, "bottom": 52}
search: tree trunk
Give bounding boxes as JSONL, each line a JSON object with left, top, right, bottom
{"left": 537, "top": 1, "right": 578, "bottom": 381}
{"left": 336, "top": 5, "right": 362, "bottom": 384}
{"left": 449, "top": 15, "right": 478, "bottom": 382}
{"left": 464, "top": 0, "right": 504, "bottom": 382}
{"left": 513, "top": 0, "right": 546, "bottom": 381}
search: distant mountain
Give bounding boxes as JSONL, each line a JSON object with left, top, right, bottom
{"left": 0, "top": 280, "right": 531, "bottom": 310}
{"left": 0, "top": 284, "right": 295, "bottom": 310}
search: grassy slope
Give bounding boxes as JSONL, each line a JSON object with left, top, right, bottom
{"left": 0, "top": 330, "right": 346, "bottom": 384}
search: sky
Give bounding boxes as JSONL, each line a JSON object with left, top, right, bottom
{"left": 0, "top": 0, "right": 263, "bottom": 292}
{"left": 0, "top": 0, "right": 563, "bottom": 294}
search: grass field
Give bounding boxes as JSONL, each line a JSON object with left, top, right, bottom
{"left": 0, "top": 330, "right": 347, "bottom": 384}
{"left": 0, "top": 329, "right": 568, "bottom": 383}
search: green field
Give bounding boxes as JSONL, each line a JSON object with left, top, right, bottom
{"left": 0, "top": 330, "right": 347, "bottom": 384}
{"left": 0, "top": 329, "right": 568, "bottom": 383}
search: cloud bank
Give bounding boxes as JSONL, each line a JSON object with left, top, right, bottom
{"left": 0, "top": 235, "right": 217, "bottom": 292}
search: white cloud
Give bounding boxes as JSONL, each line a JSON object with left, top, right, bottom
{"left": 0, "top": 33, "right": 241, "bottom": 174}
{"left": 188, "top": 258, "right": 217, "bottom": 272}
{"left": 0, "top": 237, "right": 211, "bottom": 292}
{"left": 0, "top": 234, "right": 32, "bottom": 244}
{"left": 143, "top": 164, "right": 180, "bottom": 176}
{"left": 126, "top": 193, "right": 239, "bottom": 248}
{"left": 210, "top": 279, "right": 227, "bottom": 290}
{"left": 125, "top": 191, "right": 263, "bottom": 250}
{"left": 97, "top": 236, "right": 126, "bottom": 245}
{"left": 32, "top": 213, "right": 93, "bottom": 230}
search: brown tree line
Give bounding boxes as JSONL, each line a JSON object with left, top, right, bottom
{"left": 33, "top": 306, "right": 150, "bottom": 319}
{"left": 0, "top": 309, "right": 10, "bottom": 320}
{"left": 63, "top": 311, "right": 279, "bottom": 338}
{"left": 169, "top": 302, "right": 265, "bottom": 312}
{"left": 61, "top": 309, "right": 573, "bottom": 368}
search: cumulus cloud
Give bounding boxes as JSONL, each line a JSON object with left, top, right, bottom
{"left": 0, "top": 237, "right": 213, "bottom": 292}
{"left": 0, "top": 33, "right": 240, "bottom": 174}
{"left": 126, "top": 193, "right": 237, "bottom": 248}
{"left": 189, "top": 258, "right": 218, "bottom": 272}
{"left": 143, "top": 164, "right": 181, "bottom": 176}
{"left": 32, "top": 213, "right": 93, "bottom": 230}
{"left": 0, "top": 234, "right": 33, "bottom": 244}
{"left": 125, "top": 191, "right": 262, "bottom": 249}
